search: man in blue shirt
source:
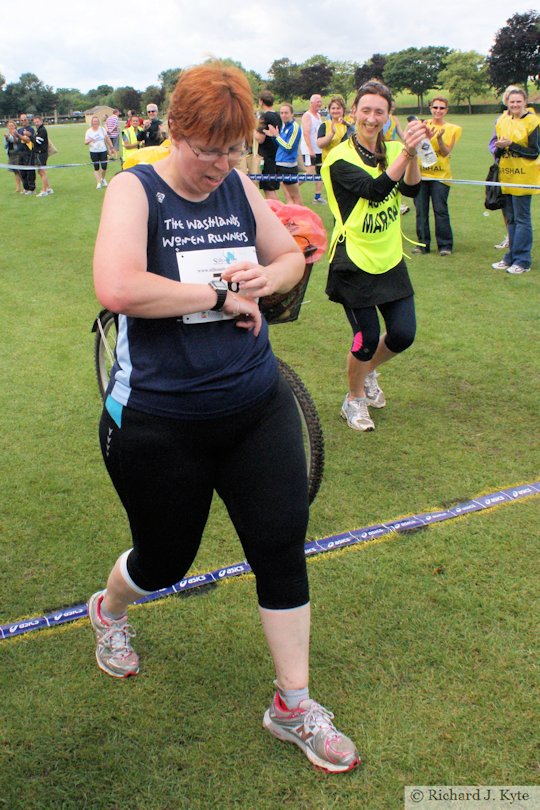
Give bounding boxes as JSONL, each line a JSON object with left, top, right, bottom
{"left": 265, "top": 104, "right": 302, "bottom": 204}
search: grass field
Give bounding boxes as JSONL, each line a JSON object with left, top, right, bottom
{"left": 0, "top": 117, "right": 538, "bottom": 809}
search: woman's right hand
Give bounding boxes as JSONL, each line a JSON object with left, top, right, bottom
{"left": 264, "top": 124, "right": 279, "bottom": 138}
{"left": 222, "top": 291, "right": 262, "bottom": 336}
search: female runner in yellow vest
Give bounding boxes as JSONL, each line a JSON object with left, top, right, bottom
{"left": 321, "top": 81, "right": 430, "bottom": 432}
{"left": 491, "top": 88, "right": 540, "bottom": 275}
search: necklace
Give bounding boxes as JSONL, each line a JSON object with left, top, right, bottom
{"left": 352, "top": 134, "right": 376, "bottom": 162}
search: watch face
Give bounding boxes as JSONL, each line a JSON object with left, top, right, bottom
{"left": 211, "top": 280, "right": 228, "bottom": 291}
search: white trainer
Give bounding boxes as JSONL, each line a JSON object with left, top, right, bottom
{"left": 492, "top": 260, "right": 510, "bottom": 270}
{"left": 263, "top": 690, "right": 361, "bottom": 773}
{"left": 506, "top": 264, "right": 530, "bottom": 274}
{"left": 341, "top": 395, "right": 374, "bottom": 431}
{"left": 364, "top": 371, "right": 386, "bottom": 408}
{"left": 87, "top": 591, "right": 140, "bottom": 678}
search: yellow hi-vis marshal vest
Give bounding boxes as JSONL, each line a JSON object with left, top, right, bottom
{"left": 419, "top": 120, "right": 462, "bottom": 185}
{"left": 320, "top": 119, "right": 350, "bottom": 162}
{"left": 496, "top": 112, "right": 540, "bottom": 196}
{"left": 121, "top": 126, "right": 143, "bottom": 163}
{"left": 321, "top": 139, "right": 404, "bottom": 274}
{"left": 384, "top": 115, "right": 399, "bottom": 141}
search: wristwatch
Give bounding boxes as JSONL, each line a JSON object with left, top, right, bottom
{"left": 208, "top": 280, "right": 228, "bottom": 311}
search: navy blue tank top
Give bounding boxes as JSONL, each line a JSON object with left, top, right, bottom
{"left": 108, "top": 165, "right": 278, "bottom": 419}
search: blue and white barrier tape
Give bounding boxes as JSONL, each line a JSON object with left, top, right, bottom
{"left": 247, "top": 173, "right": 540, "bottom": 190}
{"left": 1, "top": 481, "right": 537, "bottom": 641}
{"left": 1, "top": 163, "right": 538, "bottom": 189}
{"left": 0, "top": 159, "right": 118, "bottom": 171}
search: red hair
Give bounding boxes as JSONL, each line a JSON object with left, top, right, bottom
{"left": 168, "top": 62, "right": 255, "bottom": 145}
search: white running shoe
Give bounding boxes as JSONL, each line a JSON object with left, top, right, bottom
{"left": 87, "top": 591, "right": 139, "bottom": 678}
{"left": 341, "top": 395, "right": 374, "bottom": 431}
{"left": 364, "top": 371, "right": 386, "bottom": 408}
{"left": 492, "top": 260, "right": 510, "bottom": 270}
{"left": 96, "top": 182, "right": 102, "bottom": 189}
{"left": 506, "top": 265, "right": 530, "bottom": 274}
{"left": 37, "top": 191, "right": 49, "bottom": 198}
{"left": 47, "top": 188, "right": 54, "bottom": 195}
{"left": 263, "top": 690, "right": 361, "bottom": 773}
{"left": 494, "top": 236, "right": 509, "bottom": 250}
{"left": 101, "top": 178, "right": 108, "bottom": 187}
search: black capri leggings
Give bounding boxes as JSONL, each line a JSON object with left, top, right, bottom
{"left": 90, "top": 150, "right": 108, "bottom": 171}
{"left": 344, "top": 295, "right": 416, "bottom": 361}
{"left": 99, "top": 375, "right": 310, "bottom": 610}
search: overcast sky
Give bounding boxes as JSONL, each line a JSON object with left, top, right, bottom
{"left": 1, "top": 2, "right": 533, "bottom": 93}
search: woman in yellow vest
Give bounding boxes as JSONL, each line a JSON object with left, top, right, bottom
{"left": 316, "top": 96, "right": 353, "bottom": 162}
{"left": 413, "top": 97, "right": 462, "bottom": 256}
{"left": 321, "top": 80, "right": 429, "bottom": 432}
{"left": 491, "top": 88, "right": 540, "bottom": 275}
{"left": 383, "top": 99, "right": 405, "bottom": 143}
{"left": 121, "top": 115, "right": 144, "bottom": 166}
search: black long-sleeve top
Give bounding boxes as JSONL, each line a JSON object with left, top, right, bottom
{"left": 325, "top": 144, "right": 420, "bottom": 308}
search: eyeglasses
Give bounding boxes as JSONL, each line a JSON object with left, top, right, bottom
{"left": 185, "top": 139, "right": 245, "bottom": 163}
{"left": 431, "top": 105, "right": 447, "bottom": 110}
{"left": 147, "top": 110, "right": 157, "bottom": 114}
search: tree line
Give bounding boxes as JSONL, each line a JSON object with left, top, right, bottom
{"left": 1, "top": 11, "right": 538, "bottom": 118}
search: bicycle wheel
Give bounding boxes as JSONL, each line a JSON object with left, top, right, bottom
{"left": 276, "top": 357, "right": 324, "bottom": 505}
{"left": 93, "top": 309, "right": 117, "bottom": 401}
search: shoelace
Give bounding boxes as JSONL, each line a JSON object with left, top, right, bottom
{"left": 101, "top": 623, "right": 137, "bottom": 658}
{"left": 348, "top": 398, "right": 370, "bottom": 415}
{"left": 302, "top": 702, "right": 340, "bottom": 740}
{"left": 364, "top": 373, "right": 379, "bottom": 399}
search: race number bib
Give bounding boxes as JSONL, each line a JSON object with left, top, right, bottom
{"left": 176, "top": 246, "right": 258, "bottom": 324}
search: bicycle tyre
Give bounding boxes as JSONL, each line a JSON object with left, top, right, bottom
{"left": 93, "top": 309, "right": 117, "bottom": 401}
{"left": 93, "top": 313, "right": 325, "bottom": 503}
{"left": 276, "top": 356, "right": 324, "bottom": 505}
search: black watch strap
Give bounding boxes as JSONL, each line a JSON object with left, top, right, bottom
{"left": 209, "top": 281, "right": 228, "bottom": 312}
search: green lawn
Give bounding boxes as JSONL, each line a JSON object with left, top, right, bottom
{"left": 0, "top": 117, "right": 538, "bottom": 809}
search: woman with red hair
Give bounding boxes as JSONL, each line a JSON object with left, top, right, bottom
{"left": 88, "top": 62, "right": 359, "bottom": 774}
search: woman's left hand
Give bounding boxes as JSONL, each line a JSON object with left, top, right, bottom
{"left": 403, "top": 119, "right": 431, "bottom": 154}
{"left": 221, "top": 262, "right": 274, "bottom": 299}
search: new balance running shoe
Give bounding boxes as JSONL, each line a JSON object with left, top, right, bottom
{"left": 263, "top": 691, "right": 360, "bottom": 773}
{"left": 87, "top": 591, "right": 139, "bottom": 678}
